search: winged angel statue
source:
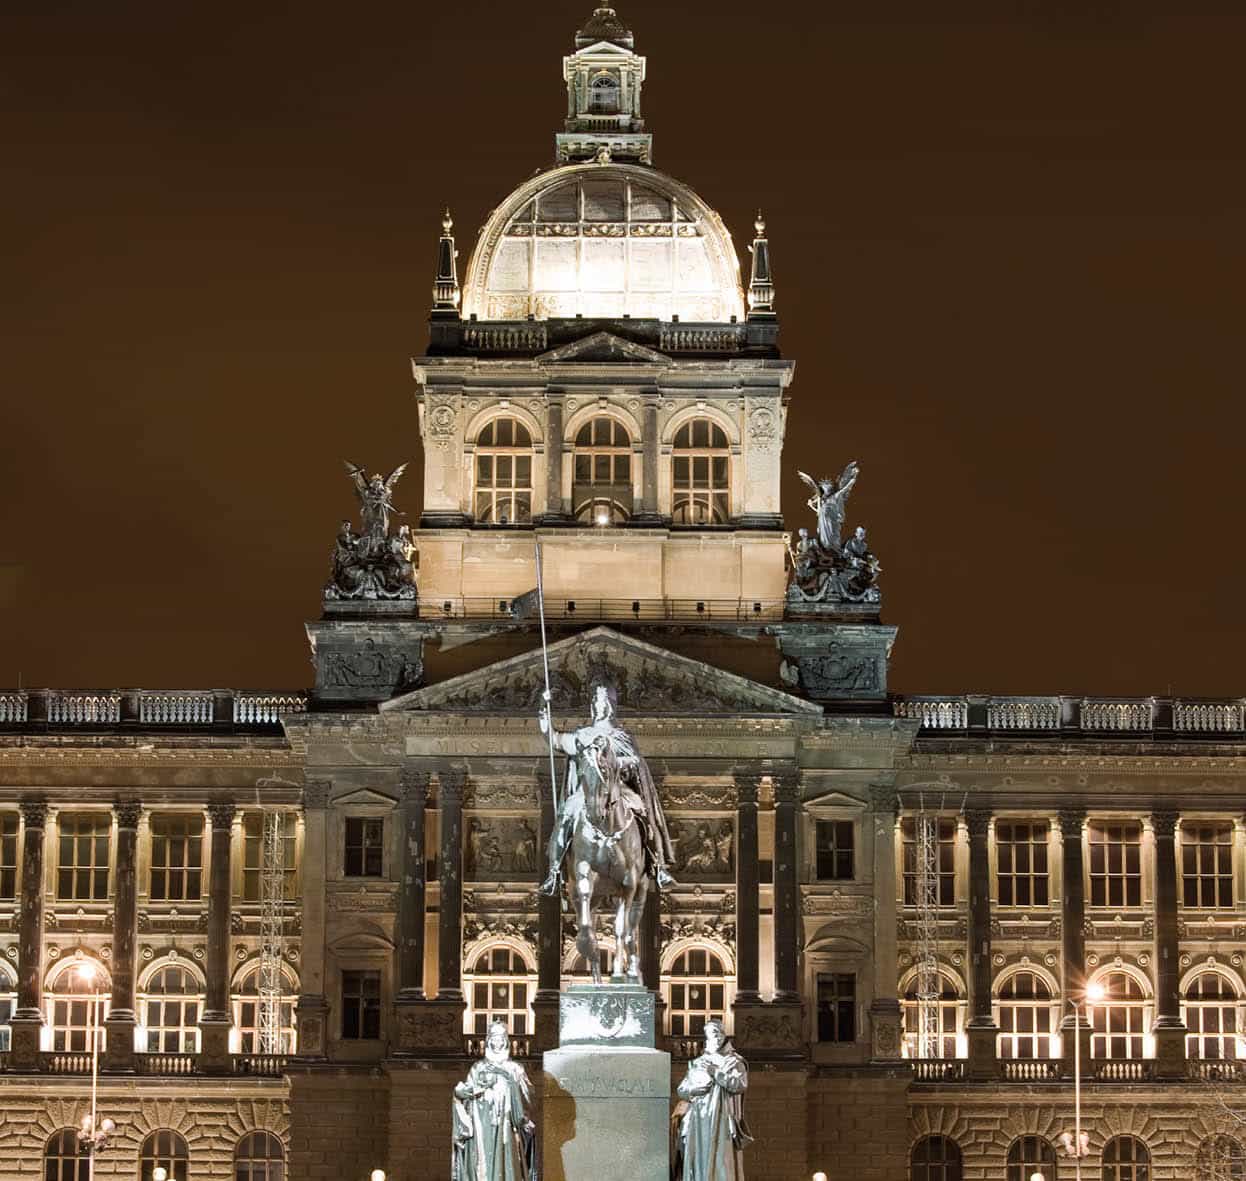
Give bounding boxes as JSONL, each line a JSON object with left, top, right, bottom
{"left": 788, "top": 460, "right": 880, "bottom": 605}
{"left": 324, "top": 461, "right": 417, "bottom": 601}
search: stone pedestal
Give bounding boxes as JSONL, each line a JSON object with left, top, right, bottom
{"left": 775, "top": 621, "right": 897, "bottom": 702}
{"left": 542, "top": 985, "right": 670, "bottom": 1181}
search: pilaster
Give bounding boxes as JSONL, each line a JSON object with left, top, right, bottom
{"left": 1058, "top": 808, "right": 1091, "bottom": 1077}
{"left": 104, "top": 801, "right": 141, "bottom": 1071}
{"left": 965, "top": 809, "right": 997, "bottom": 1079}
{"left": 296, "top": 780, "right": 331, "bottom": 1059}
{"left": 11, "top": 800, "right": 48, "bottom": 1069}
{"left": 868, "top": 785, "right": 903, "bottom": 1062}
{"left": 1151, "top": 809, "right": 1185, "bottom": 1077}
{"left": 200, "top": 799, "right": 236, "bottom": 1071}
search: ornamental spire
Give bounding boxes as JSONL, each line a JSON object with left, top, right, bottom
{"left": 747, "top": 212, "right": 775, "bottom": 318}
{"left": 432, "top": 208, "right": 460, "bottom": 317}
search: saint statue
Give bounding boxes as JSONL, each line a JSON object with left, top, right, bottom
{"left": 798, "top": 461, "right": 859, "bottom": 553}
{"left": 451, "top": 1021, "right": 538, "bottom": 1181}
{"left": 537, "top": 683, "right": 676, "bottom": 896}
{"left": 672, "top": 1021, "right": 751, "bottom": 1181}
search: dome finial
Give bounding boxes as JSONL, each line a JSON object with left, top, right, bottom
{"left": 433, "top": 207, "right": 460, "bottom": 316}
{"left": 748, "top": 211, "right": 775, "bottom": 318}
{"left": 442, "top": 207, "right": 454, "bottom": 236}
{"left": 576, "top": 3, "right": 633, "bottom": 49}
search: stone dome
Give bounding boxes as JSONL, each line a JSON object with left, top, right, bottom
{"left": 460, "top": 163, "right": 746, "bottom": 325}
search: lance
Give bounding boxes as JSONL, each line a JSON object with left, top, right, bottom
{"left": 534, "top": 540, "right": 560, "bottom": 817}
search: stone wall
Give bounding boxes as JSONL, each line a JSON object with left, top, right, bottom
{"left": 809, "top": 1068, "right": 911, "bottom": 1181}
{"left": 288, "top": 1066, "right": 388, "bottom": 1180}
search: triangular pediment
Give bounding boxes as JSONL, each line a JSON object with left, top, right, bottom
{"left": 538, "top": 331, "right": 670, "bottom": 365}
{"left": 333, "top": 787, "right": 397, "bottom": 808}
{"left": 575, "top": 41, "right": 637, "bottom": 58}
{"left": 804, "top": 789, "right": 867, "bottom": 812}
{"left": 381, "top": 626, "right": 821, "bottom": 716}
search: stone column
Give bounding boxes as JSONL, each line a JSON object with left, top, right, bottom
{"left": 1059, "top": 808, "right": 1090, "bottom": 1077}
{"left": 104, "top": 802, "right": 141, "bottom": 1070}
{"left": 733, "top": 773, "right": 762, "bottom": 1005}
{"left": 635, "top": 399, "right": 662, "bottom": 523}
{"left": 294, "top": 781, "right": 329, "bottom": 1058}
{"left": 869, "top": 785, "right": 903, "bottom": 1061}
{"left": 965, "top": 810, "right": 997, "bottom": 1078}
{"left": 10, "top": 800, "right": 48, "bottom": 1068}
{"left": 544, "top": 399, "right": 566, "bottom": 520}
{"left": 1151, "top": 810, "right": 1185, "bottom": 1076}
{"left": 397, "top": 768, "right": 430, "bottom": 997}
{"left": 200, "top": 800, "right": 236, "bottom": 1071}
{"left": 773, "top": 772, "right": 800, "bottom": 1002}
{"left": 533, "top": 764, "right": 561, "bottom": 1051}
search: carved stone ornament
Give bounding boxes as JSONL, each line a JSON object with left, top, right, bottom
{"left": 669, "top": 819, "right": 734, "bottom": 879}
{"left": 322, "top": 639, "right": 422, "bottom": 693}
{"left": 324, "top": 461, "right": 418, "bottom": 602}
{"left": 787, "top": 461, "right": 881, "bottom": 605}
{"left": 427, "top": 401, "right": 458, "bottom": 450}
{"left": 747, "top": 405, "right": 777, "bottom": 450}
{"left": 734, "top": 1009, "right": 801, "bottom": 1050}
{"left": 465, "top": 818, "right": 540, "bottom": 879}
{"left": 396, "top": 1004, "right": 461, "bottom": 1051}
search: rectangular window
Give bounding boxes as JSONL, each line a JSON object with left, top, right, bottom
{"left": 243, "top": 813, "right": 297, "bottom": 902}
{"left": 816, "top": 974, "right": 856, "bottom": 1043}
{"left": 149, "top": 814, "right": 203, "bottom": 901}
{"left": 1088, "top": 820, "right": 1142, "bottom": 907}
{"left": 344, "top": 817, "right": 384, "bottom": 878}
{"left": 57, "top": 813, "right": 110, "bottom": 900}
{"left": 341, "top": 970, "right": 381, "bottom": 1040}
{"left": 1182, "top": 822, "right": 1234, "bottom": 909}
{"left": 996, "top": 820, "right": 1050, "bottom": 907}
{"left": 902, "top": 818, "right": 956, "bottom": 906}
{"left": 815, "top": 820, "right": 854, "bottom": 881}
{"left": 0, "top": 813, "right": 16, "bottom": 899}
{"left": 0, "top": 996, "right": 11, "bottom": 1052}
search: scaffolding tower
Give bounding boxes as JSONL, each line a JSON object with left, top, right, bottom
{"left": 913, "top": 798, "right": 941, "bottom": 1060}
{"left": 257, "top": 810, "right": 286, "bottom": 1055}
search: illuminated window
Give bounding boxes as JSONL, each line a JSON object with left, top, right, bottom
{"left": 139, "top": 1130, "right": 190, "bottom": 1181}
{"left": 911, "top": 1136, "right": 963, "bottom": 1181}
{"left": 995, "top": 820, "right": 1049, "bottom": 907}
{"left": 57, "top": 813, "right": 110, "bottom": 901}
{"left": 466, "top": 945, "right": 535, "bottom": 1036}
{"left": 142, "top": 964, "right": 202, "bottom": 1053}
{"left": 233, "top": 966, "right": 298, "bottom": 1054}
{"left": 1197, "top": 1136, "right": 1246, "bottom": 1180}
{"left": 815, "top": 820, "right": 854, "bottom": 881}
{"left": 1183, "top": 822, "right": 1234, "bottom": 909}
{"left": 236, "top": 1131, "right": 286, "bottom": 1181}
{"left": 341, "top": 970, "right": 381, "bottom": 1040}
{"left": 474, "top": 418, "right": 533, "bottom": 524}
{"left": 150, "top": 814, "right": 203, "bottom": 901}
{"left": 672, "top": 419, "right": 729, "bottom": 524}
{"left": 816, "top": 973, "right": 856, "bottom": 1043}
{"left": 1090, "top": 971, "right": 1149, "bottom": 1059}
{"left": 573, "top": 417, "right": 632, "bottom": 523}
{"left": 1088, "top": 820, "right": 1142, "bottom": 907}
{"left": 1006, "top": 1136, "right": 1056, "bottom": 1181}
{"left": 243, "top": 813, "right": 297, "bottom": 902}
{"left": 902, "top": 972, "right": 961, "bottom": 1059}
{"left": 1185, "top": 973, "right": 1239, "bottom": 1060}
{"left": 566, "top": 948, "right": 616, "bottom": 983}
{"left": 0, "top": 983, "right": 12, "bottom": 1051}
{"left": 666, "top": 948, "right": 728, "bottom": 1038}
{"left": 344, "top": 817, "right": 384, "bottom": 878}
{"left": 996, "top": 970, "right": 1056, "bottom": 1059}
{"left": 44, "top": 1130, "right": 88, "bottom": 1181}
{"left": 902, "top": 818, "right": 956, "bottom": 907}
{"left": 0, "top": 812, "right": 16, "bottom": 899}
{"left": 47, "top": 963, "right": 109, "bottom": 1052}
{"left": 1103, "top": 1135, "right": 1150, "bottom": 1181}
{"left": 589, "top": 73, "right": 620, "bottom": 114}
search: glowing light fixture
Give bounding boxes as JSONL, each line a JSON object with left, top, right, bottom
{"left": 371, "top": 1171, "right": 387, "bottom": 1181}
{"left": 1085, "top": 981, "right": 1106, "bottom": 1003}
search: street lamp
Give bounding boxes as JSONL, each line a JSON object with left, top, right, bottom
{"left": 75, "top": 961, "right": 114, "bottom": 1179}
{"left": 1062, "top": 980, "right": 1105, "bottom": 1181}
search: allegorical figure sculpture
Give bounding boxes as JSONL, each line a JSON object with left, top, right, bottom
{"left": 787, "top": 461, "right": 881, "bottom": 605}
{"left": 672, "top": 1020, "right": 751, "bottom": 1181}
{"left": 324, "top": 460, "right": 418, "bottom": 601}
{"left": 537, "top": 683, "right": 676, "bottom": 983}
{"left": 451, "top": 1021, "right": 537, "bottom": 1181}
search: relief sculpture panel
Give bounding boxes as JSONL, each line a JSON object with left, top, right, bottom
{"left": 465, "top": 817, "right": 540, "bottom": 879}
{"left": 670, "top": 818, "right": 734, "bottom": 881}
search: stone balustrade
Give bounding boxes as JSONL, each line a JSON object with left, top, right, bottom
{"left": 462, "top": 324, "right": 549, "bottom": 352}
{"left": 1188, "top": 1059, "right": 1246, "bottom": 1082}
{"left": 0, "top": 689, "right": 307, "bottom": 730}
{"left": 1174, "top": 700, "right": 1245, "bottom": 732}
{"left": 463, "top": 1035, "right": 534, "bottom": 1059}
{"left": 233, "top": 693, "right": 308, "bottom": 724}
{"left": 135, "top": 1052, "right": 197, "bottom": 1075}
{"left": 911, "top": 1059, "right": 966, "bottom": 1082}
{"left": 0, "top": 693, "right": 27, "bottom": 723}
{"left": 1093, "top": 1059, "right": 1155, "bottom": 1082}
{"left": 893, "top": 699, "right": 969, "bottom": 730}
{"left": 1081, "top": 698, "right": 1155, "bottom": 732}
{"left": 139, "top": 692, "right": 215, "bottom": 725}
{"left": 999, "top": 1059, "right": 1062, "bottom": 1081}
{"left": 659, "top": 325, "right": 746, "bottom": 353}
{"left": 47, "top": 692, "right": 121, "bottom": 725}
{"left": 987, "top": 698, "right": 1062, "bottom": 730}
{"left": 231, "top": 1053, "right": 288, "bottom": 1077}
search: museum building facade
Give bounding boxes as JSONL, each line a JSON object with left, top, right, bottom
{"left": 2, "top": 8, "right": 1246, "bottom": 1180}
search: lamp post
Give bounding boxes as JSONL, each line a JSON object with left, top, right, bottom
{"left": 1062, "top": 980, "right": 1105, "bottom": 1181}
{"left": 75, "top": 962, "right": 114, "bottom": 1179}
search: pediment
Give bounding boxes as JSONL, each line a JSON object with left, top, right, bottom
{"left": 333, "top": 787, "right": 397, "bottom": 809}
{"left": 537, "top": 331, "right": 670, "bottom": 365}
{"left": 382, "top": 626, "right": 821, "bottom": 716}
{"left": 804, "top": 789, "right": 867, "bottom": 812}
{"left": 575, "top": 41, "right": 637, "bottom": 58}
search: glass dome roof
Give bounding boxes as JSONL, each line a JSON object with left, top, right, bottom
{"left": 461, "top": 164, "right": 745, "bottom": 324}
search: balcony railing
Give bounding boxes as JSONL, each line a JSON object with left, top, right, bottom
{"left": 139, "top": 693, "right": 214, "bottom": 725}
{"left": 1000, "top": 1059, "right": 1062, "bottom": 1081}
{"left": 893, "top": 699, "right": 969, "bottom": 730}
{"left": 135, "top": 1052, "right": 197, "bottom": 1075}
{"left": 463, "top": 1036, "right": 533, "bottom": 1059}
{"left": 39, "top": 1051, "right": 93, "bottom": 1074}
{"left": 437, "top": 596, "right": 787, "bottom": 623}
{"left": 231, "top": 1054, "right": 288, "bottom": 1077}
{"left": 1092, "top": 1059, "right": 1154, "bottom": 1082}
{"left": 0, "top": 689, "right": 308, "bottom": 731}
{"left": 911, "top": 1058, "right": 966, "bottom": 1082}
{"left": 1189, "top": 1059, "right": 1246, "bottom": 1082}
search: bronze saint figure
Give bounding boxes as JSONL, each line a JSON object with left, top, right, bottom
{"left": 452, "top": 1021, "right": 538, "bottom": 1181}
{"left": 672, "top": 1020, "right": 751, "bottom": 1181}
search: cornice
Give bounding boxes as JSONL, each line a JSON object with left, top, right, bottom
{"left": 0, "top": 747, "right": 302, "bottom": 767}
{"left": 902, "top": 752, "right": 1246, "bottom": 774}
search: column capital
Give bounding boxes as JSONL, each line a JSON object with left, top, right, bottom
{"left": 868, "top": 784, "right": 898, "bottom": 816}
{"left": 1151, "top": 810, "right": 1178, "bottom": 839}
{"left": 114, "top": 801, "right": 142, "bottom": 830}
{"left": 303, "top": 780, "right": 332, "bottom": 809}
{"left": 1058, "top": 808, "right": 1086, "bottom": 836}
{"left": 772, "top": 771, "right": 801, "bottom": 805}
{"left": 399, "top": 767, "right": 431, "bottom": 804}
{"left": 207, "top": 800, "right": 237, "bottom": 828}
{"left": 19, "top": 800, "right": 48, "bottom": 829}
{"left": 965, "top": 809, "right": 992, "bottom": 838}
{"left": 438, "top": 765, "right": 468, "bottom": 803}
{"left": 733, "top": 772, "right": 763, "bottom": 806}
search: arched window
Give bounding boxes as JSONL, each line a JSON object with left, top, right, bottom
{"left": 902, "top": 972, "right": 963, "bottom": 1059}
{"left": 589, "top": 73, "right": 620, "bottom": 115}
{"left": 46, "top": 961, "right": 110, "bottom": 1052}
{"left": 44, "top": 1129, "right": 88, "bottom": 1181}
{"left": 236, "top": 1130, "right": 285, "bottom": 1181}
{"left": 665, "top": 948, "right": 728, "bottom": 1038}
{"left": 672, "top": 419, "right": 729, "bottom": 525}
{"left": 565, "top": 948, "right": 616, "bottom": 983}
{"left": 573, "top": 417, "right": 632, "bottom": 524}
{"left": 465, "top": 945, "right": 535, "bottom": 1036}
{"left": 997, "top": 970, "right": 1057, "bottom": 1059}
{"left": 1197, "top": 1135, "right": 1246, "bottom": 1180}
{"left": 0, "top": 965, "right": 15, "bottom": 1052}
{"left": 140, "top": 1130, "right": 190, "bottom": 1181}
{"left": 233, "top": 966, "right": 297, "bottom": 1054}
{"left": 1006, "top": 1135, "right": 1056, "bottom": 1181}
{"left": 1185, "top": 972, "right": 1240, "bottom": 1060}
{"left": 142, "top": 963, "right": 203, "bottom": 1053}
{"left": 1090, "top": 971, "right": 1149, "bottom": 1059}
{"left": 911, "top": 1135, "right": 963, "bottom": 1181}
{"left": 1102, "top": 1135, "right": 1150, "bottom": 1181}
{"left": 474, "top": 418, "right": 533, "bottom": 524}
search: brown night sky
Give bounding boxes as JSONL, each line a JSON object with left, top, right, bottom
{"left": 1, "top": 1, "right": 1243, "bottom": 696}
